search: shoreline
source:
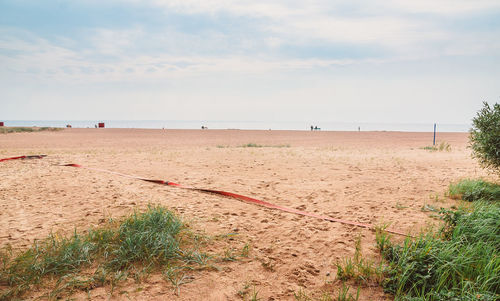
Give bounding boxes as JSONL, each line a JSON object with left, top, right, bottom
{"left": 0, "top": 128, "right": 469, "bottom": 149}
{"left": 0, "top": 120, "right": 471, "bottom": 132}
{"left": 1, "top": 126, "right": 469, "bottom": 133}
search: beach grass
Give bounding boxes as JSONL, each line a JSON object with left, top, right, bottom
{"left": 376, "top": 199, "right": 499, "bottom": 300}
{"left": 421, "top": 141, "right": 451, "bottom": 152}
{"left": 448, "top": 179, "right": 500, "bottom": 202}
{"left": 240, "top": 143, "right": 290, "bottom": 148}
{"left": 335, "top": 235, "right": 384, "bottom": 285}
{"left": 0, "top": 127, "right": 62, "bottom": 134}
{"left": 0, "top": 206, "right": 211, "bottom": 300}
{"left": 331, "top": 179, "right": 500, "bottom": 300}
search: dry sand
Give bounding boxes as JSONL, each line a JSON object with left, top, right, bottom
{"left": 0, "top": 128, "right": 489, "bottom": 300}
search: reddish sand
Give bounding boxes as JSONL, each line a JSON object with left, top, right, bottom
{"left": 0, "top": 129, "right": 488, "bottom": 300}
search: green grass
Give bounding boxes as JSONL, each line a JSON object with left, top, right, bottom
{"left": 335, "top": 235, "right": 384, "bottom": 285}
{"left": 448, "top": 179, "right": 500, "bottom": 202}
{"left": 422, "top": 146, "right": 437, "bottom": 151}
{"left": 0, "top": 206, "right": 211, "bottom": 300}
{"left": 0, "top": 127, "right": 62, "bottom": 134}
{"left": 377, "top": 201, "right": 500, "bottom": 300}
{"left": 240, "top": 143, "right": 290, "bottom": 148}
{"left": 336, "top": 282, "right": 360, "bottom": 301}
{"left": 421, "top": 141, "right": 451, "bottom": 152}
{"left": 330, "top": 179, "right": 499, "bottom": 301}
{"left": 241, "top": 143, "right": 263, "bottom": 148}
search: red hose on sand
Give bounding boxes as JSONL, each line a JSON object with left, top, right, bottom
{"left": 62, "top": 163, "right": 410, "bottom": 237}
{"left": 0, "top": 155, "right": 46, "bottom": 162}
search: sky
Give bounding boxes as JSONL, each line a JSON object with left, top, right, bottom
{"left": 1, "top": 0, "right": 499, "bottom": 125}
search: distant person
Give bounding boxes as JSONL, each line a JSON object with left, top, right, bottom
{"left": 95, "top": 124, "right": 97, "bottom": 128}
{"left": 358, "top": 126, "right": 360, "bottom": 132}
{"left": 310, "top": 125, "right": 313, "bottom": 131}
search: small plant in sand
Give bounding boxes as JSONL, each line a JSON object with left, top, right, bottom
{"left": 0, "top": 206, "right": 213, "bottom": 300}
{"left": 249, "top": 285, "right": 261, "bottom": 301}
{"left": 293, "top": 288, "right": 312, "bottom": 300}
{"left": 240, "top": 242, "right": 251, "bottom": 258}
{"left": 260, "top": 257, "right": 276, "bottom": 272}
{"left": 242, "top": 143, "right": 263, "bottom": 148}
{"left": 240, "top": 143, "right": 291, "bottom": 148}
{"left": 421, "top": 141, "right": 451, "bottom": 152}
{"left": 336, "top": 282, "right": 360, "bottom": 301}
{"left": 422, "top": 145, "right": 437, "bottom": 151}
{"left": 335, "top": 235, "right": 384, "bottom": 285}
{"left": 222, "top": 248, "right": 237, "bottom": 262}
{"left": 237, "top": 281, "right": 261, "bottom": 300}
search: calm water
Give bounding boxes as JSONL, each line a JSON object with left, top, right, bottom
{"left": 1, "top": 120, "right": 470, "bottom": 132}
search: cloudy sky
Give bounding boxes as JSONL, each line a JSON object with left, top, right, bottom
{"left": 1, "top": 0, "right": 499, "bottom": 125}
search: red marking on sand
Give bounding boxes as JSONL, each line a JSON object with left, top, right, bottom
{"left": 0, "top": 155, "right": 46, "bottom": 162}
{"left": 63, "top": 163, "right": 410, "bottom": 237}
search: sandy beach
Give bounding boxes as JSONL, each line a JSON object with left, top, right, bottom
{"left": 0, "top": 128, "right": 487, "bottom": 300}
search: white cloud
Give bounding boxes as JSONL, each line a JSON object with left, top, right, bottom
{"left": 387, "top": 0, "right": 500, "bottom": 15}
{"left": 86, "top": 28, "right": 143, "bottom": 56}
{"left": 144, "top": 0, "right": 500, "bottom": 16}
{"left": 3, "top": 0, "right": 498, "bottom": 81}
{"left": 135, "top": 0, "right": 500, "bottom": 60}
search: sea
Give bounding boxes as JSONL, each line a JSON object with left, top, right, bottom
{"left": 1, "top": 120, "right": 470, "bottom": 132}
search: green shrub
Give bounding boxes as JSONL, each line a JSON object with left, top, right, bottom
{"left": 378, "top": 202, "right": 500, "bottom": 300}
{"left": 470, "top": 102, "right": 500, "bottom": 174}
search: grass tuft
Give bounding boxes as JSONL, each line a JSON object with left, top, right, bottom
{"left": 0, "top": 206, "right": 211, "bottom": 300}
{"left": 240, "top": 143, "right": 290, "bottom": 148}
{"left": 448, "top": 179, "right": 500, "bottom": 202}
{"left": 241, "top": 143, "right": 263, "bottom": 148}
{"left": 335, "top": 235, "right": 384, "bottom": 285}
{"left": 421, "top": 141, "right": 451, "bottom": 152}
{"left": 336, "top": 282, "right": 360, "bottom": 301}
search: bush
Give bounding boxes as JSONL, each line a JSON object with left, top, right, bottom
{"left": 470, "top": 102, "right": 500, "bottom": 174}
{"left": 378, "top": 202, "right": 500, "bottom": 300}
